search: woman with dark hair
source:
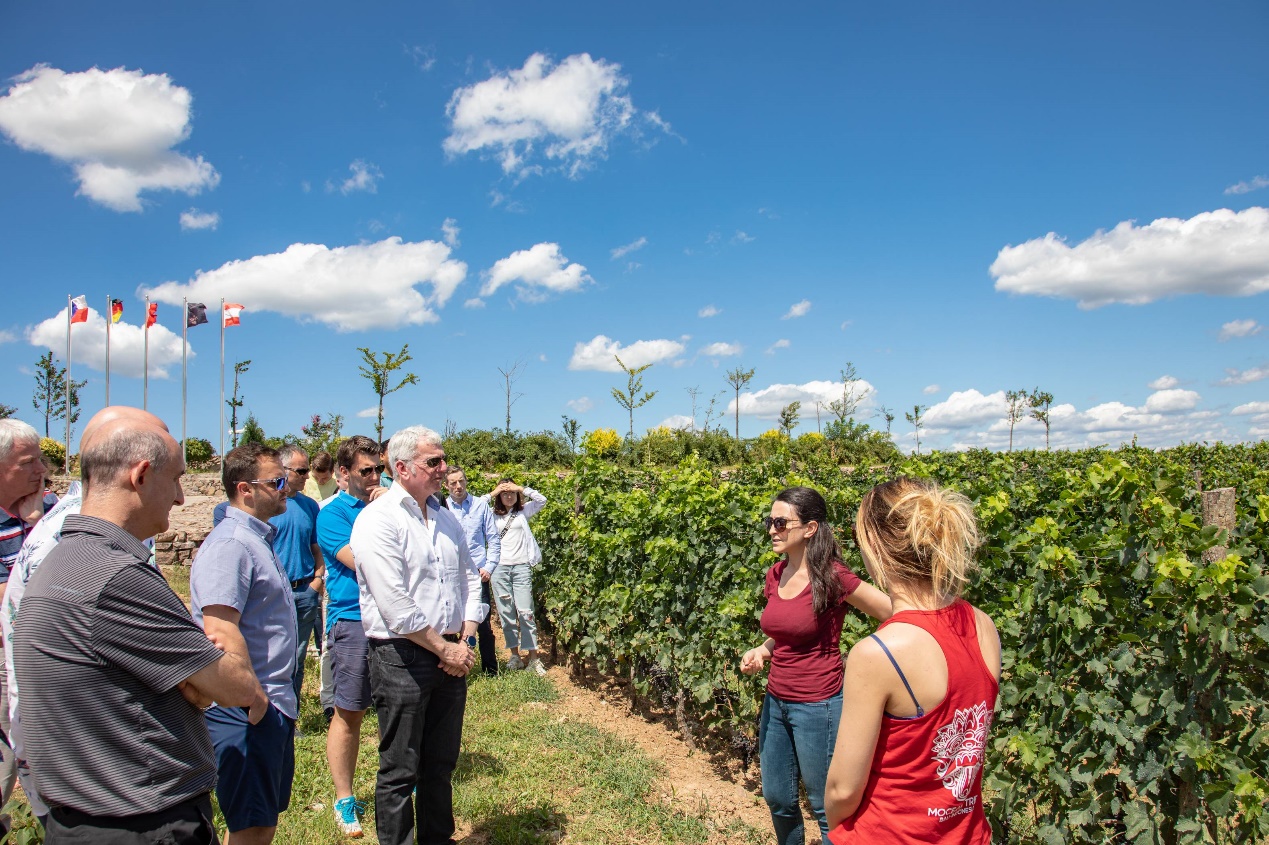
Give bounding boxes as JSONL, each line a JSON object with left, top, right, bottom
{"left": 741, "top": 486, "right": 892, "bottom": 845}
{"left": 486, "top": 479, "right": 547, "bottom": 675}
{"left": 824, "top": 478, "right": 1000, "bottom": 844}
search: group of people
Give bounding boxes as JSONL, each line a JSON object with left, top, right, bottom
{"left": 0, "top": 407, "right": 998, "bottom": 845}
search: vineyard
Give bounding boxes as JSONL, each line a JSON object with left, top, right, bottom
{"left": 510, "top": 442, "right": 1269, "bottom": 844}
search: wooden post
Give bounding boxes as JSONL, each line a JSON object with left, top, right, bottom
{"left": 1201, "top": 488, "right": 1236, "bottom": 562}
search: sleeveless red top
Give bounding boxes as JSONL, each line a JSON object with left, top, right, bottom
{"left": 828, "top": 600, "right": 997, "bottom": 845}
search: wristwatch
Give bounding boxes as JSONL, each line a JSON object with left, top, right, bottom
{"left": 465, "top": 635, "right": 477, "bottom": 649}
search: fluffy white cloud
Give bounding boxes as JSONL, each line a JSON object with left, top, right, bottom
{"left": 765, "top": 339, "right": 790, "bottom": 355}
{"left": 1149, "top": 375, "right": 1180, "bottom": 390}
{"left": 1219, "top": 364, "right": 1269, "bottom": 386}
{"left": 356, "top": 406, "right": 378, "bottom": 419}
{"left": 442, "top": 218, "right": 460, "bottom": 248}
{"left": 329, "top": 160, "right": 381, "bottom": 194}
{"left": 782, "top": 299, "right": 812, "bottom": 319}
{"left": 141, "top": 237, "right": 467, "bottom": 332}
{"left": 1142, "top": 388, "right": 1200, "bottom": 413}
{"left": 568, "top": 335, "right": 686, "bottom": 371}
{"left": 923, "top": 384, "right": 941, "bottom": 395}
{"left": 444, "top": 53, "right": 669, "bottom": 179}
{"left": 480, "top": 243, "right": 592, "bottom": 302}
{"left": 1219, "top": 319, "right": 1262, "bottom": 341}
{"left": 611, "top": 237, "right": 647, "bottom": 259}
{"left": 566, "top": 396, "right": 594, "bottom": 413}
{"left": 923, "top": 390, "right": 1008, "bottom": 430}
{"left": 179, "top": 209, "right": 219, "bottom": 231}
{"left": 698, "top": 305, "right": 720, "bottom": 318}
{"left": 658, "top": 415, "right": 694, "bottom": 431}
{"left": 27, "top": 306, "right": 186, "bottom": 378}
{"left": 0, "top": 65, "right": 219, "bottom": 211}
{"left": 463, "top": 298, "right": 485, "bottom": 309}
{"left": 1231, "top": 401, "right": 1269, "bottom": 416}
{"left": 991, "top": 207, "right": 1269, "bottom": 308}
{"left": 700, "top": 342, "right": 742, "bottom": 357}
{"left": 1226, "top": 175, "right": 1269, "bottom": 195}
{"left": 729, "top": 379, "right": 876, "bottom": 420}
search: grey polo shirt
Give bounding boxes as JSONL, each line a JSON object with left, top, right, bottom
{"left": 12, "top": 515, "right": 223, "bottom": 816}
{"left": 190, "top": 506, "right": 299, "bottom": 719}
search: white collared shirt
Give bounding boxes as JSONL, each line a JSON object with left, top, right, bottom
{"left": 351, "top": 483, "right": 487, "bottom": 640}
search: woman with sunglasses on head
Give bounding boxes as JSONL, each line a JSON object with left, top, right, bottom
{"left": 741, "top": 486, "right": 892, "bottom": 845}
{"left": 485, "top": 479, "right": 548, "bottom": 675}
{"left": 823, "top": 478, "right": 1000, "bottom": 844}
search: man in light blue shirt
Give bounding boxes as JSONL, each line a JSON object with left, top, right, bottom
{"left": 445, "top": 465, "right": 501, "bottom": 676}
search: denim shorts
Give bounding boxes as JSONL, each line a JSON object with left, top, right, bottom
{"left": 204, "top": 703, "right": 295, "bottom": 832}
{"left": 330, "top": 618, "right": 372, "bottom": 712}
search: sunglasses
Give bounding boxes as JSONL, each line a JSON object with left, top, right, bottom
{"left": 246, "top": 476, "right": 287, "bottom": 491}
{"left": 357, "top": 464, "right": 387, "bottom": 478}
{"left": 418, "top": 455, "right": 446, "bottom": 469}
{"left": 763, "top": 516, "right": 804, "bottom": 532}
{"left": 284, "top": 466, "right": 310, "bottom": 475}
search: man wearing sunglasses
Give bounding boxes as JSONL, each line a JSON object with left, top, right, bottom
{"left": 190, "top": 444, "right": 298, "bottom": 845}
{"left": 272, "top": 446, "right": 325, "bottom": 703}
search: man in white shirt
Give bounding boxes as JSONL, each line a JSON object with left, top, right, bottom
{"left": 350, "top": 426, "right": 485, "bottom": 845}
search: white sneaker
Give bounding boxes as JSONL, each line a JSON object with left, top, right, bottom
{"left": 527, "top": 657, "right": 547, "bottom": 676}
{"left": 333, "top": 796, "right": 365, "bottom": 838}
{"left": 508, "top": 654, "right": 524, "bottom": 671}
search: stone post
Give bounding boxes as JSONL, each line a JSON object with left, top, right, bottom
{"left": 1201, "top": 487, "right": 1236, "bottom": 562}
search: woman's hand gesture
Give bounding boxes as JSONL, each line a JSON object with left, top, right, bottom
{"left": 741, "top": 645, "right": 771, "bottom": 675}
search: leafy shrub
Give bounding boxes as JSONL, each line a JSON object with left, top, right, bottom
{"left": 238, "top": 414, "right": 266, "bottom": 446}
{"left": 39, "top": 437, "right": 65, "bottom": 470}
{"left": 581, "top": 428, "right": 622, "bottom": 459}
{"left": 184, "top": 437, "right": 216, "bottom": 466}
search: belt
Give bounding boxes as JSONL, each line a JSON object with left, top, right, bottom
{"left": 291, "top": 578, "right": 311, "bottom": 590}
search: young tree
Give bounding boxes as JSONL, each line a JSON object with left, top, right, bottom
{"left": 1005, "top": 389, "right": 1028, "bottom": 452}
{"left": 1029, "top": 388, "right": 1054, "bottom": 450}
{"left": 32, "top": 351, "right": 86, "bottom": 438}
{"left": 876, "top": 405, "right": 895, "bottom": 435}
{"left": 725, "top": 366, "right": 755, "bottom": 440}
{"left": 611, "top": 355, "right": 656, "bottom": 440}
{"left": 685, "top": 386, "right": 701, "bottom": 432}
{"left": 238, "top": 413, "right": 266, "bottom": 446}
{"left": 827, "top": 362, "right": 865, "bottom": 423}
{"left": 226, "top": 359, "right": 251, "bottom": 447}
{"left": 905, "top": 404, "right": 927, "bottom": 455}
{"left": 0, "top": 404, "right": 14, "bottom": 419}
{"left": 300, "top": 412, "right": 344, "bottom": 456}
{"left": 560, "top": 415, "right": 581, "bottom": 453}
{"left": 778, "top": 401, "right": 801, "bottom": 437}
{"left": 498, "top": 360, "right": 526, "bottom": 434}
{"left": 357, "top": 344, "right": 420, "bottom": 442}
{"left": 701, "top": 390, "right": 726, "bottom": 432}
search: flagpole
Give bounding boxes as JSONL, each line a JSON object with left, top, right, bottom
{"left": 219, "top": 298, "right": 225, "bottom": 464}
{"left": 105, "top": 296, "right": 112, "bottom": 406}
{"left": 65, "top": 296, "right": 72, "bottom": 474}
{"left": 143, "top": 295, "right": 150, "bottom": 410}
{"left": 182, "top": 296, "right": 188, "bottom": 461}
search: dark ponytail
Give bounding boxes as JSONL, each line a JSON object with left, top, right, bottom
{"left": 774, "top": 486, "right": 843, "bottom": 615}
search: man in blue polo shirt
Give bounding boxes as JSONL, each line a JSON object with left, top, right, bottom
{"left": 316, "top": 435, "right": 384, "bottom": 838}
{"left": 273, "top": 445, "right": 325, "bottom": 700}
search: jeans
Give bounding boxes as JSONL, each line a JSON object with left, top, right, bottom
{"left": 476, "top": 580, "right": 498, "bottom": 674}
{"left": 368, "top": 639, "right": 467, "bottom": 845}
{"left": 291, "top": 585, "right": 322, "bottom": 699}
{"left": 491, "top": 564, "right": 538, "bottom": 651}
{"left": 758, "top": 690, "right": 843, "bottom": 845}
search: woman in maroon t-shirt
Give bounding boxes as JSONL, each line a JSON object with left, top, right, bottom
{"left": 740, "top": 486, "right": 891, "bottom": 845}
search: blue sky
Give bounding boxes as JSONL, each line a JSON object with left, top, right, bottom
{"left": 1, "top": 1, "right": 1266, "bottom": 453}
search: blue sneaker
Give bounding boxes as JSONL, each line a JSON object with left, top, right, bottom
{"left": 333, "top": 796, "right": 366, "bottom": 838}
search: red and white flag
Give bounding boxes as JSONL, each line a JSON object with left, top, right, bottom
{"left": 145, "top": 302, "right": 158, "bottom": 328}
{"left": 223, "top": 302, "right": 245, "bottom": 327}
{"left": 69, "top": 295, "right": 89, "bottom": 324}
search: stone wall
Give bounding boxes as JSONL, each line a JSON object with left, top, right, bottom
{"left": 46, "top": 473, "right": 224, "bottom": 497}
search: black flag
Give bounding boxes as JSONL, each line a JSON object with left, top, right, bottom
{"left": 187, "top": 302, "right": 208, "bottom": 327}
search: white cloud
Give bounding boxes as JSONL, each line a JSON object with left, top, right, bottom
{"left": 840, "top": 320, "right": 853, "bottom": 331}
{"left": 179, "top": 208, "right": 219, "bottom": 231}
{"left": 923, "top": 390, "right": 1009, "bottom": 430}
{"left": 700, "top": 342, "right": 742, "bottom": 357}
{"left": 481, "top": 242, "right": 592, "bottom": 302}
{"left": 566, "top": 396, "right": 594, "bottom": 413}
{"left": 568, "top": 334, "right": 686, "bottom": 371}
{"left": 1231, "top": 401, "right": 1269, "bottom": 416}
{"left": 442, "top": 218, "right": 460, "bottom": 248}
{"left": 444, "top": 52, "right": 669, "bottom": 180}
{"left": 356, "top": 406, "right": 378, "bottom": 419}
{"left": 0, "top": 330, "right": 16, "bottom": 344}
{"left": 463, "top": 298, "right": 485, "bottom": 309}
{"left": 1226, "top": 175, "right": 1269, "bottom": 195}
{"left": 1219, "top": 364, "right": 1269, "bottom": 386}
{"left": 698, "top": 305, "right": 720, "bottom": 318}
{"left": 923, "top": 384, "right": 941, "bottom": 395}
{"left": 658, "top": 415, "right": 694, "bottom": 431}
{"left": 732, "top": 231, "right": 754, "bottom": 244}
{"left": 329, "top": 159, "right": 381, "bottom": 195}
{"left": 405, "top": 45, "right": 436, "bottom": 72}
{"left": 27, "top": 306, "right": 186, "bottom": 378}
{"left": 1143, "top": 388, "right": 1200, "bottom": 414}
{"left": 765, "top": 339, "right": 790, "bottom": 355}
{"left": 1148, "top": 375, "right": 1180, "bottom": 390}
{"left": 611, "top": 237, "right": 647, "bottom": 259}
{"left": 991, "top": 207, "right": 1269, "bottom": 308}
{"left": 729, "top": 379, "right": 876, "bottom": 420}
{"left": 782, "top": 299, "right": 811, "bottom": 319}
{"left": 0, "top": 64, "right": 219, "bottom": 211}
{"left": 141, "top": 236, "right": 467, "bottom": 332}
{"left": 1219, "top": 319, "right": 1262, "bottom": 341}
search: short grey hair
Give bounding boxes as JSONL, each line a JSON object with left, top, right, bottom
{"left": 277, "top": 444, "right": 307, "bottom": 464}
{"left": 387, "top": 426, "right": 442, "bottom": 471}
{"left": 81, "top": 426, "right": 173, "bottom": 492}
{"left": 0, "top": 420, "right": 40, "bottom": 464}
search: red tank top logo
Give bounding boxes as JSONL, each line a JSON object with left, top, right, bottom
{"left": 930, "top": 702, "right": 993, "bottom": 812}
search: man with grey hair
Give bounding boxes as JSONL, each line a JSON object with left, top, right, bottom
{"left": 351, "top": 426, "right": 486, "bottom": 845}
{"left": 13, "top": 418, "right": 261, "bottom": 843}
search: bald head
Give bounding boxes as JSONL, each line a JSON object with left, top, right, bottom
{"left": 81, "top": 418, "right": 177, "bottom": 493}
{"left": 80, "top": 406, "right": 169, "bottom": 453}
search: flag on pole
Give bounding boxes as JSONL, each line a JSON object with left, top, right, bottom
{"left": 70, "top": 295, "right": 89, "bottom": 324}
{"left": 110, "top": 298, "right": 124, "bottom": 323}
{"left": 223, "top": 302, "right": 245, "bottom": 327}
{"left": 187, "top": 302, "right": 208, "bottom": 327}
{"left": 145, "top": 302, "right": 158, "bottom": 328}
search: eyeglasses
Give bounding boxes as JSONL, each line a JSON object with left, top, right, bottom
{"left": 284, "top": 466, "right": 310, "bottom": 476}
{"left": 763, "top": 516, "right": 803, "bottom": 532}
{"left": 357, "top": 464, "right": 387, "bottom": 478}
{"left": 419, "top": 455, "right": 446, "bottom": 469}
{"left": 246, "top": 476, "right": 287, "bottom": 491}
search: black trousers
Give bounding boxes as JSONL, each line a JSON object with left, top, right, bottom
{"left": 46, "top": 793, "right": 214, "bottom": 844}
{"left": 477, "top": 579, "right": 498, "bottom": 675}
{"left": 368, "top": 638, "right": 467, "bottom": 845}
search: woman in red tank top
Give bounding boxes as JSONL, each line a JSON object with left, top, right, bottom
{"left": 824, "top": 478, "right": 1001, "bottom": 844}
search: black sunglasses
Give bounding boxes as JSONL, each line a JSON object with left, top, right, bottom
{"left": 246, "top": 476, "right": 287, "bottom": 491}
{"left": 763, "top": 516, "right": 804, "bottom": 532}
{"left": 284, "top": 466, "right": 310, "bottom": 475}
{"left": 420, "top": 455, "right": 446, "bottom": 468}
{"left": 357, "top": 464, "right": 387, "bottom": 478}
